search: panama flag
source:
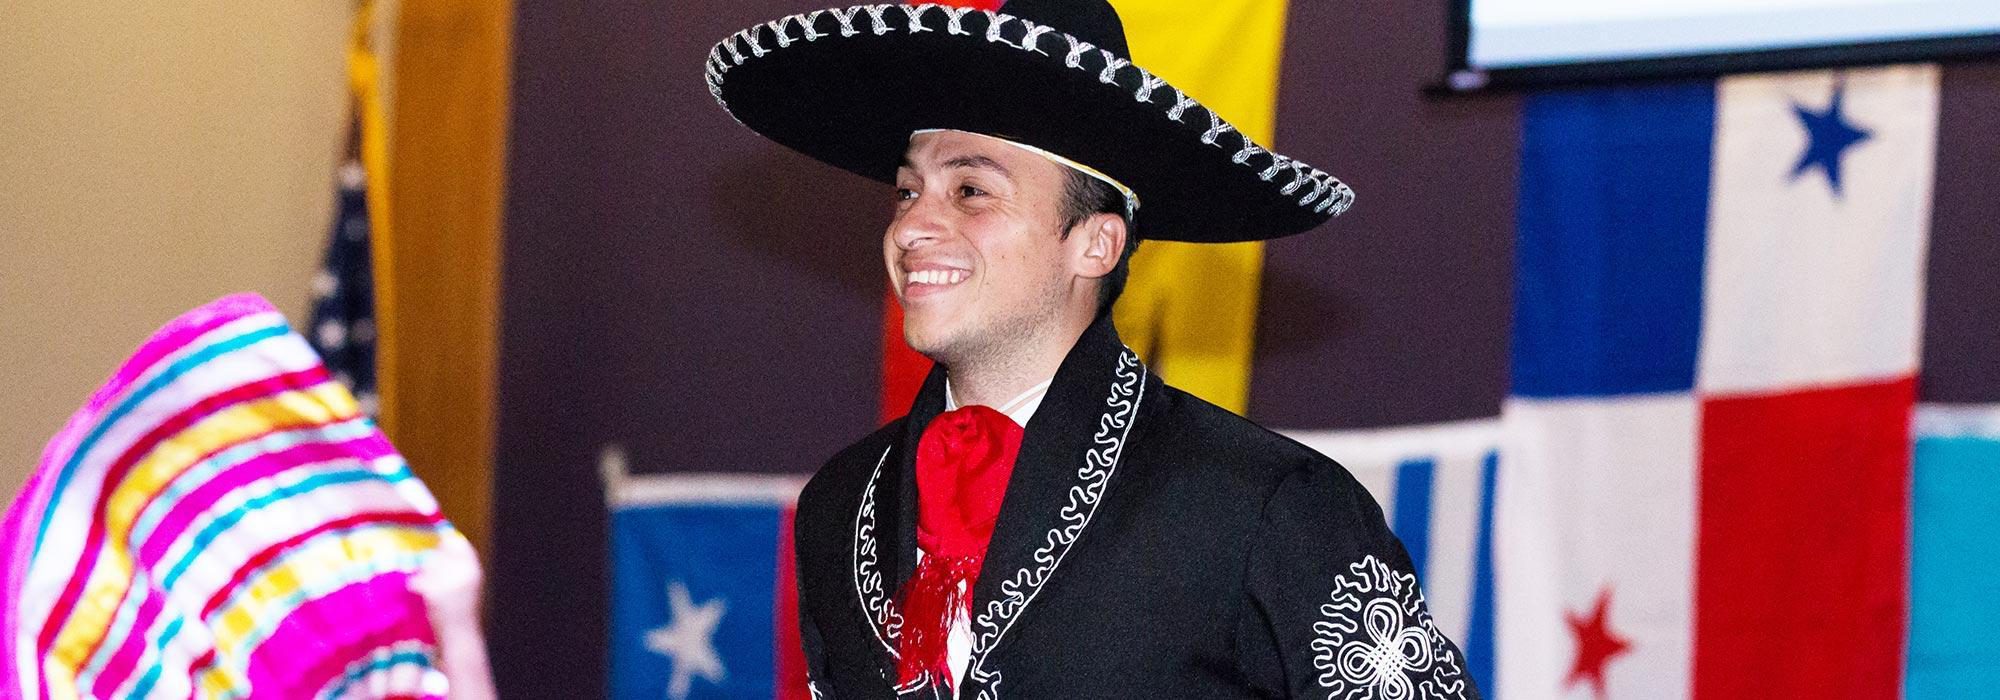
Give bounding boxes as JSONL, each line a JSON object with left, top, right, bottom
{"left": 1495, "top": 64, "right": 1937, "bottom": 698}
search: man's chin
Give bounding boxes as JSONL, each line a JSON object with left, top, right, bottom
{"left": 901, "top": 320, "right": 967, "bottom": 363}
{"left": 901, "top": 329, "right": 948, "bottom": 359}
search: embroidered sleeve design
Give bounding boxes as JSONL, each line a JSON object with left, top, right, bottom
{"left": 703, "top": 5, "right": 1353, "bottom": 217}
{"left": 1310, "top": 555, "right": 1469, "bottom": 699}
{"left": 965, "top": 349, "right": 1147, "bottom": 699}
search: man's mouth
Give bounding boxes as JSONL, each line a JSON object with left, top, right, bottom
{"left": 903, "top": 265, "right": 970, "bottom": 298}
{"left": 908, "top": 269, "right": 966, "bottom": 286}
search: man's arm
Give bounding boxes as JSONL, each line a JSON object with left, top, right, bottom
{"left": 793, "top": 508, "right": 835, "bottom": 699}
{"left": 797, "top": 598, "right": 833, "bottom": 699}
{"left": 1236, "top": 461, "right": 1481, "bottom": 699}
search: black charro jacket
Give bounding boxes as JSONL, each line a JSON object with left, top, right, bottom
{"left": 792, "top": 315, "right": 1481, "bottom": 699}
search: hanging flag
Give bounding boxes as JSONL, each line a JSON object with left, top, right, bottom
{"left": 310, "top": 0, "right": 394, "bottom": 422}
{"left": 1106, "top": 0, "right": 1290, "bottom": 414}
{"left": 603, "top": 447, "right": 808, "bottom": 700}
{"left": 308, "top": 160, "right": 381, "bottom": 418}
{"left": 1495, "top": 64, "right": 1937, "bottom": 699}
{"left": 305, "top": 0, "right": 396, "bottom": 427}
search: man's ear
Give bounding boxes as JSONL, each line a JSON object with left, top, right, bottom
{"left": 1073, "top": 212, "right": 1128, "bottom": 280}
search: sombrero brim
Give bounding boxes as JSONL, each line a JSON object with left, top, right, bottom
{"left": 703, "top": 4, "right": 1353, "bottom": 243}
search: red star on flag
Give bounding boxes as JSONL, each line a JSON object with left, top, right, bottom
{"left": 1565, "top": 586, "right": 1632, "bottom": 699}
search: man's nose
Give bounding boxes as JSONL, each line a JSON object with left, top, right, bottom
{"left": 889, "top": 193, "right": 949, "bottom": 250}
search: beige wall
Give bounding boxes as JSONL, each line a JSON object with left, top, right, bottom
{"left": 0, "top": 2, "right": 357, "bottom": 506}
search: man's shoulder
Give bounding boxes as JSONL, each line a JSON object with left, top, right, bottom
{"left": 796, "top": 418, "right": 905, "bottom": 518}
{"left": 1143, "top": 382, "right": 1378, "bottom": 514}
{"left": 823, "top": 418, "right": 905, "bottom": 470}
{"left": 1147, "top": 382, "right": 1333, "bottom": 469}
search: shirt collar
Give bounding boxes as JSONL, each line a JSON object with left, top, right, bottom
{"left": 943, "top": 376, "right": 1055, "bottom": 428}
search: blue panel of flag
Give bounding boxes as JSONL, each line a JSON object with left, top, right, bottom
{"left": 610, "top": 500, "right": 785, "bottom": 700}
{"left": 1512, "top": 82, "right": 1715, "bottom": 397}
{"left": 1464, "top": 451, "right": 1498, "bottom": 694}
{"left": 1391, "top": 458, "right": 1436, "bottom": 581}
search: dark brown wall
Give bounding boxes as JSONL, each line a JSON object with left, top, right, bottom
{"left": 1251, "top": 0, "right": 1519, "bottom": 428}
{"left": 496, "top": 1, "right": 884, "bottom": 695}
{"left": 1923, "top": 61, "right": 2000, "bottom": 403}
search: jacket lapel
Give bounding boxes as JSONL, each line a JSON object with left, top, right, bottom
{"left": 856, "top": 366, "right": 945, "bottom": 691}
{"left": 959, "top": 315, "right": 1148, "bottom": 696}
{"left": 893, "top": 368, "right": 947, "bottom": 589}
{"left": 868, "top": 315, "right": 1149, "bottom": 697}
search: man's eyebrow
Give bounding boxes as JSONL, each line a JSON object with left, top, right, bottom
{"left": 902, "top": 153, "right": 1013, "bottom": 178}
{"left": 941, "top": 154, "right": 1010, "bottom": 177}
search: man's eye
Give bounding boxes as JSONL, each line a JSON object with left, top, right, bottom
{"left": 958, "top": 185, "right": 986, "bottom": 198}
{"left": 895, "top": 188, "right": 918, "bottom": 201}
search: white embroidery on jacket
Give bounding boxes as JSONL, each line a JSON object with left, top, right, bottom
{"left": 964, "top": 348, "right": 1147, "bottom": 699}
{"left": 854, "top": 446, "right": 941, "bottom": 698}
{"left": 1310, "top": 555, "right": 1468, "bottom": 699}
{"left": 854, "top": 446, "right": 902, "bottom": 658}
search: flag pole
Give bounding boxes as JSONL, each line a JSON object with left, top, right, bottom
{"left": 348, "top": 0, "right": 398, "bottom": 438}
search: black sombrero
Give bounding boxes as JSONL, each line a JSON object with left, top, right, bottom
{"left": 702, "top": 0, "right": 1353, "bottom": 243}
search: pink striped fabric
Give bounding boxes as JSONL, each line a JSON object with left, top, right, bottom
{"left": 0, "top": 293, "right": 475, "bottom": 699}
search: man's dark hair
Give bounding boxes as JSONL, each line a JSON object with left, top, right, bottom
{"left": 1057, "top": 169, "right": 1143, "bottom": 312}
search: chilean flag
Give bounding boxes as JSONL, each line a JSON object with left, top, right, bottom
{"left": 1493, "top": 64, "right": 1938, "bottom": 698}
{"left": 603, "top": 447, "right": 812, "bottom": 700}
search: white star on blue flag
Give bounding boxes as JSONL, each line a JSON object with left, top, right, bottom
{"left": 645, "top": 581, "right": 729, "bottom": 700}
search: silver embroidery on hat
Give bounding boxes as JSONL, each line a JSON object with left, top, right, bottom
{"left": 704, "top": 4, "right": 1357, "bottom": 221}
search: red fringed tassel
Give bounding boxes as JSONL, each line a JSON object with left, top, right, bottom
{"left": 894, "top": 554, "right": 982, "bottom": 690}
{"left": 899, "top": 403, "right": 1022, "bottom": 690}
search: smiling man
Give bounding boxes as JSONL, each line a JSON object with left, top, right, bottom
{"left": 704, "top": 1, "right": 1479, "bottom": 698}
{"left": 890, "top": 129, "right": 1129, "bottom": 412}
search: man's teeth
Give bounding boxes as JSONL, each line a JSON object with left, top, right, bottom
{"left": 910, "top": 270, "right": 966, "bottom": 285}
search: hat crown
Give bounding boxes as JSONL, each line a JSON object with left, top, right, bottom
{"left": 997, "top": 0, "right": 1129, "bottom": 58}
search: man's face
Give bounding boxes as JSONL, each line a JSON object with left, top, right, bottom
{"left": 886, "top": 130, "right": 1086, "bottom": 365}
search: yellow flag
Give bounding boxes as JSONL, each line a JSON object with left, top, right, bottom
{"left": 1108, "top": 0, "right": 1290, "bottom": 414}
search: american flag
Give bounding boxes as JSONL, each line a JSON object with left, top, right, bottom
{"left": 307, "top": 159, "right": 380, "bottom": 417}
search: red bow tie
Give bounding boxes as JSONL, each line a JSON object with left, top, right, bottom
{"left": 895, "top": 404, "right": 1024, "bottom": 690}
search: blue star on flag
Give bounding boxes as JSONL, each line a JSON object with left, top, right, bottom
{"left": 1789, "top": 80, "right": 1871, "bottom": 196}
